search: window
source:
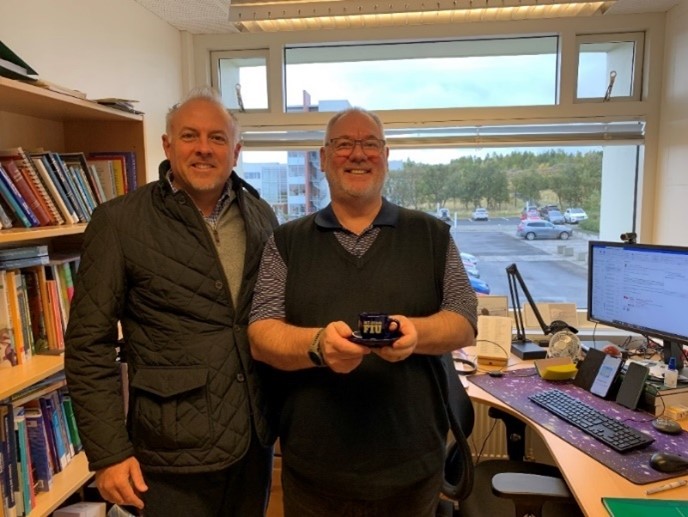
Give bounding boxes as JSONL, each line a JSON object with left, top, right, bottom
{"left": 211, "top": 50, "right": 269, "bottom": 110}
{"left": 284, "top": 37, "right": 558, "bottom": 111}
{"left": 576, "top": 33, "right": 644, "bottom": 101}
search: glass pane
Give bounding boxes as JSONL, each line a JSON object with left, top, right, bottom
{"left": 284, "top": 37, "right": 558, "bottom": 111}
{"left": 577, "top": 41, "right": 636, "bottom": 99}
{"left": 237, "top": 143, "right": 641, "bottom": 309}
{"left": 217, "top": 56, "right": 268, "bottom": 110}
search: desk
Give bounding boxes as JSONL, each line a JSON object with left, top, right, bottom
{"left": 460, "top": 349, "right": 688, "bottom": 517}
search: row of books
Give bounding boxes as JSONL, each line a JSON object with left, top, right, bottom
{"left": 1, "top": 376, "right": 83, "bottom": 517}
{"left": 0, "top": 245, "right": 79, "bottom": 369}
{"left": 0, "top": 147, "right": 137, "bottom": 230}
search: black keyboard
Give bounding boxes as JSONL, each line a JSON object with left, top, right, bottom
{"left": 529, "top": 388, "right": 654, "bottom": 453}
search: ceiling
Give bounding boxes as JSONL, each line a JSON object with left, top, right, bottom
{"left": 134, "top": 0, "right": 681, "bottom": 34}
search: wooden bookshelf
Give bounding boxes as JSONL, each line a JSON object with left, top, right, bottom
{"left": 0, "top": 74, "right": 146, "bottom": 515}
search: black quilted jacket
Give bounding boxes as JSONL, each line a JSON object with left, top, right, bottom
{"left": 64, "top": 162, "right": 279, "bottom": 473}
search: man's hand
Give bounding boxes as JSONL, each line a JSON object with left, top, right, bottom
{"left": 373, "top": 315, "right": 417, "bottom": 363}
{"left": 321, "top": 320, "right": 371, "bottom": 373}
{"left": 95, "top": 456, "right": 148, "bottom": 510}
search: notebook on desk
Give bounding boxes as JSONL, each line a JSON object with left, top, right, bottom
{"left": 476, "top": 315, "right": 512, "bottom": 366}
{"left": 602, "top": 498, "right": 688, "bottom": 517}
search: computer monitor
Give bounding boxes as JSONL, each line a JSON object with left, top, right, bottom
{"left": 587, "top": 240, "right": 688, "bottom": 368}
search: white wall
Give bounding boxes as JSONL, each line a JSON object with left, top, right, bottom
{"left": 656, "top": 1, "right": 688, "bottom": 246}
{"left": 0, "top": 0, "right": 183, "bottom": 182}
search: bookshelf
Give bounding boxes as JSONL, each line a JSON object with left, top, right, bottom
{"left": 0, "top": 75, "right": 146, "bottom": 515}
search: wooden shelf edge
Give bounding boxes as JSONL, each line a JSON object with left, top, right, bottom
{"left": 0, "top": 224, "right": 87, "bottom": 245}
{"left": 31, "top": 452, "right": 94, "bottom": 517}
{"left": 0, "top": 355, "right": 64, "bottom": 401}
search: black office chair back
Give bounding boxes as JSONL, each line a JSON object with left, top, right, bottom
{"left": 432, "top": 353, "right": 475, "bottom": 502}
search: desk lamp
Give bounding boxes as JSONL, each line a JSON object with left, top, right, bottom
{"left": 506, "top": 263, "right": 578, "bottom": 360}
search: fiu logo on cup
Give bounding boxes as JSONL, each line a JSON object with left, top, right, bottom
{"left": 362, "top": 321, "right": 384, "bottom": 335}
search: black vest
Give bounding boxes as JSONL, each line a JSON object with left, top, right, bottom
{"left": 274, "top": 205, "right": 452, "bottom": 499}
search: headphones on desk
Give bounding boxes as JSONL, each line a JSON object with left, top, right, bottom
{"left": 453, "top": 357, "right": 478, "bottom": 375}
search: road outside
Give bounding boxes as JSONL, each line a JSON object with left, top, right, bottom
{"left": 449, "top": 216, "right": 596, "bottom": 308}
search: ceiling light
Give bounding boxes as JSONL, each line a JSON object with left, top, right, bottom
{"left": 228, "top": 0, "right": 616, "bottom": 32}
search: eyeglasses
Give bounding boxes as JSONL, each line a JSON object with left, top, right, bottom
{"left": 327, "top": 137, "right": 386, "bottom": 157}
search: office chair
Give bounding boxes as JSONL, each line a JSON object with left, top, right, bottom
{"left": 434, "top": 355, "right": 583, "bottom": 517}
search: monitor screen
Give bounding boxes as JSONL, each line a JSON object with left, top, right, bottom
{"left": 587, "top": 241, "right": 688, "bottom": 347}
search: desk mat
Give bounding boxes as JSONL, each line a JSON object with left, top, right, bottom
{"left": 467, "top": 368, "right": 688, "bottom": 485}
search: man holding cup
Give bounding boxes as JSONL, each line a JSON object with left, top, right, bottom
{"left": 248, "top": 107, "right": 477, "bottom": 517}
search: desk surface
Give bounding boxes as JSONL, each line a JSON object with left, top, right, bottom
{"left": 460, "top": 347, "right": 688, "bottom": 517}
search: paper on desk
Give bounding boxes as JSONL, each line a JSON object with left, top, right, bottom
{"left": 476, "top": 315, "right": 512, "bottom": 365}
{"left": 524, "top": 302, "right": 578, "bottom": 328}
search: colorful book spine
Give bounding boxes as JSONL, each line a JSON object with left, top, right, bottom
{"left": 12, "top": 407, "right": 35, "bottom": 514}
{"left": 58, "top": 392, "right": 82, "bottom": 454}
{"left": 0, "top": 270, "right": 18, "bottom": 369}
{"left": 29, "top": 154, "right": 78, "bottom": 224}
{"left": 0, "top": 403, "right": 18, "bottom": 516}
{"left": 21, "top": 269, "right": 49, "bottom": 355}
{"left": 23, "top": 407, "right": 53, "bottom": 492}
{"left": 0, "top": 164, "right": 36, "bottom": 228}
{"left": 0, "top": 160, "right": 52, "bottom": 226}
{"left": 3, "top": 272, "right": 25, "bottom": 365}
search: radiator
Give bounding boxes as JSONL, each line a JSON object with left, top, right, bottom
{"left": 469, "top": 402, "right": 509, "bottom": 460}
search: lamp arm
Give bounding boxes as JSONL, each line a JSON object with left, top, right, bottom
{"left": 506, "top": 263, "right": 565, "bottom": 336}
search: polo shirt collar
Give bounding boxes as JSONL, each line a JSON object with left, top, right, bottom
{"left": 315, "top": 198, "right": 398, "bottom": 230}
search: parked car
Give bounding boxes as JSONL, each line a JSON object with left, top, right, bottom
{"left": 516, "top": 220, "right": 572, "bottom": 240}
{"left": 460, "top": 252, "right": 478, "bottom": 267}
{"left": 469, "top": 275, "right": 490, "bottom": 295}
{"left": 538, "top": 204, "right": 559, "bottom": 218}
{"left": 437, "top": 207, "right": 452, "bottom": 224}
{"left": 471, "top": 207, "right": 489, "bottom": 221}
{"left": 545, "top": 209, "right": 566, "bottom": 224}
{"left": 463, "top": 261, "right": 480, "bottom": 278}
{"left": 521, "top": 207, "right": 541, "bottom": 220}
{"left": 564, "top": 207, "right": 588, "bottom": 224}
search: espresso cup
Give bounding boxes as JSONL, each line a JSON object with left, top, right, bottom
{"left": 358, "top": 312, "right": 400, "bottom": 340}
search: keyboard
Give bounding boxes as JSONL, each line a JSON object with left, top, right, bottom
{"left": 529, "top": 388, "right": 655, "bottom": 453}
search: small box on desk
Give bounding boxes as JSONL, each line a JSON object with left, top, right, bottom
{"left": 53, "top": 502, "right": 106, "bottom": 517}
{"left": 639, "top": 382, "right": 688, "bottom": 416}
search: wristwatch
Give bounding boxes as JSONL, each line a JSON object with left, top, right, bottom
{"left": 308, "top": 328, "right": 326, "bottom": 367}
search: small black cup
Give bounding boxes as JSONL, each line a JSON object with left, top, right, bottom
{"left": 358, "top": 312, "right": 400, "bottom": 340}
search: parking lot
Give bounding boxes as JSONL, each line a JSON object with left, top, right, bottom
{"left": 450, "top": 217, "right": 596, "bottom": 307}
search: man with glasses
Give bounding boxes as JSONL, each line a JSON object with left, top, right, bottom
{"left": 248, "top": 107, "right": 477, "bottom": 517}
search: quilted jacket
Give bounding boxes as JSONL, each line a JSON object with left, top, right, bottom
{"left": 64, "top": 162, "right": 279, "bottom": 473}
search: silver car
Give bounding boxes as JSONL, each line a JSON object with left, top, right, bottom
{"left": 516, "top": 220, "right": 572, "bottom": 240}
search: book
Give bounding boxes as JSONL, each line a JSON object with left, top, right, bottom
{"left": 0, "top": 201, "right": 13, "bottom": 229}
{"left": 58, "top": 392, "right": 82, "bottom": 454}
{"left": 52, "top": 154, "right": 91, "bottom": 222}
{"left": 28, "top": 266, "right": 57, "bottom": 351}
{"left": 602, "top": 497, "right": 688, "bottom": 517}
{"left": 88, "top": 155, "right": 126, "bottom": 196}
{"left": 0, "top": 270, "right": 18, "bottom": 369}
{"left": 89, "top": 151, "right": 137, "bottom": 194}
{"left": 29, "top": 154, "right": 79, "bottom": 225}
{"left": 32, "top": 152, "right": 86, "bottom": 223}
{"left": 0, "top": 148, "right": 63, "bottom": 226}
{"left": 0, "top": 246, "right": 48, "bottom": 263}
{"left": 60, "top": 152, "right": 106, "bottom": 205}
{"left": 3, "top": 272, "right": 25, "bottom": 365}
{"left": 0, "top": 40, "right": 37, "bottom": 81}
{"left": 36, "top": 397, "right": 68, "bottom": 472}
{"left": 12, "top": 407, "right": 35, "bottom": 514}
{"left": 23, "top": 407, "right": 53, "bottom": 492}
{"left": 0, "top": 255, "right": 50, "bottom": 270}
{"left": 0, "top": 159, "right": 52, "bottom": 226}
{"left": 0, "top": 403, "right": 17, "bottom": 517}
{"left": 21, "top": 269, "right": 49, "bottom": 355}
{"left": 86, "top": 160, "right": 117, "bottom": 201}
{"left": 0, "top": 164, "right": 38, "bottom": 228}
{"left": 45, "top": 279, "right": 65, "bottom": 350}
{"left": 13, "top": 274, "right": 34, "bottom": 358}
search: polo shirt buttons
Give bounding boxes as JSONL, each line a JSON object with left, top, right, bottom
{"left": 236, "top": 373, "right": 246, "bottom": 382}
{"left": 215, "top": 280, "right": 223, "bottom": 290}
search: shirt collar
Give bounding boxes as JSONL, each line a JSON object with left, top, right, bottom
{"left": 166, "top": 169, "right": 234, "bottom": 216}
{"left": 315, "top": 198, "right": 399, "bottom": 230}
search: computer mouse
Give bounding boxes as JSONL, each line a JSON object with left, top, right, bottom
{"left": 488, "top": 371, "right": 503, "bottom": 378}
{"left": 650, "top": 452, "right": 688, "bottom": 473}
{"left": 652, "top": 417, "right": 683, "bottom": 435}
